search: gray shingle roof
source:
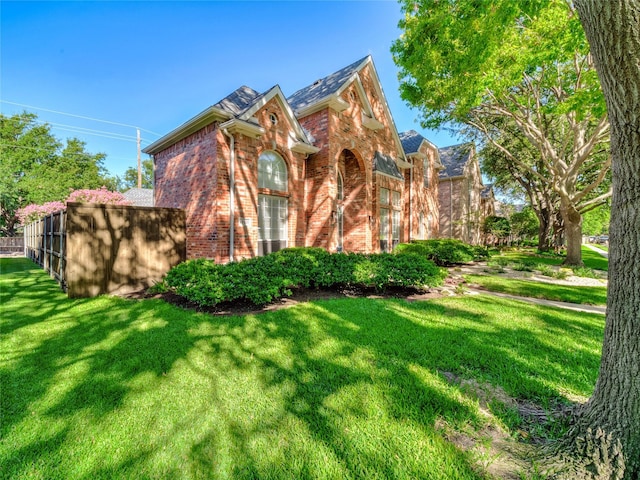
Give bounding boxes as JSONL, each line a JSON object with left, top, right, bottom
{"left": 123, "top": 188, "right": 154, "bottom": 207}
{"left": 399, "top": 130, "right": 424, "bottom": 155}
{"left": 481, "top": 184, "right": 494, "bottom": 198}
{"left": 213, "top": 85, "right": 264, "bottom": 117}
{"left": 373, "top": 151, "right": 404, "bottom": 180}
{"left": 438, "top": 143, "right": 473, "bottom": 178}
{"left": 287, "top": 56, "right": 369, "bottom": 112}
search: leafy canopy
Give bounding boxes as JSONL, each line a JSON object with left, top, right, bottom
{"left": 392, "top": 0, "right": 604, "bottom": 128}
{"left": 0, "top": 112, "right": 116, "bottom": 235}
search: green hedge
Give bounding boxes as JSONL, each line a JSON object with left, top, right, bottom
{"left": 164, "top": 247, "right": 446, "bottom": 307}
{"left": 394, "top": 239, "right": 490, "bottom": 266}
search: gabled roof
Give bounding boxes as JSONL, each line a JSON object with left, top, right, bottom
{"left": 287, "top": 56, "right": 369, "bottom": 113}
{"left": 123, "top": 188, "right": 154, "bottom": 207}
{"left": 399, "top": 130, "right": 424, "bottom": 155}
{"left": 373, "top": 151, "right": 404, "bottom": 180}
{"left": 288, "top": 55, "right": 408, "bottom": 164}
{"left": 213, "top": 86, "right": 264, "bottom": 117}
{"left": 438, "top": 143, "right": 474, "bottom": 179}
{"left": 144, "top": 84, "right": 317, "bottom": 155}
{"left": 481, "top": 184, "right": 494, "bottom": 199}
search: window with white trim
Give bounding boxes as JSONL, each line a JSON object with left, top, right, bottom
{"left": 258, "top": 150, "right": 287, "bottom": 191}
{"left": 258, "top": 151, "right": 288, "bottom": 255}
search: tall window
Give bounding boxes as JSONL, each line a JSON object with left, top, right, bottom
{"left": 424, "top": 158, "right": 430, "bottom": 187}
{"left": 379, "top": 188, "right": 401, "bottom": 252}
{"left": 258, "top": 151, "right": 288, "bottom": 255}
{"left": 392, "top": 210, "right": 400, "bottom": 249}
{"left": 380, "top": 208, "right": 390, "bottom": 252}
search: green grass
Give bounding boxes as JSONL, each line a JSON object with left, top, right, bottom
{"left": 1, "top": 258, "right": 605, "bottom": 479}
{"left": 464, "top": 274, "right": 607, "bottom": 306}
{"left": 496, "top": 246, "right": 608, "bottom": 271}
{"left": 581, "top": 246, "right": 608, "bottom": 271}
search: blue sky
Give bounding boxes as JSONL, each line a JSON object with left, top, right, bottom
{"left": 1, "top": 1, "right": 459, "bottom": 179}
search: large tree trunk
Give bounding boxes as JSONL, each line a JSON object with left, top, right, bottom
{"left": 566, "top": 1, "right": 640, "bottom": 477}
{"left": 536, "top": 207, "right": 553, "bottom": 252}
{"left": 560, "top": 200, "right": 583, "bottom": 266}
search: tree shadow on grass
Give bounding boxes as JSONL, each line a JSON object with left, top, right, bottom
{"left": 1, "top": 258, "right": 603, "bottom": 479}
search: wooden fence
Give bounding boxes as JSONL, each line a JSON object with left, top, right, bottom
{"left": 25, "top": 202, "right": 186, "bottom": 297}
{"left": 0, "top": 236, "right": 25, "bottom": 253}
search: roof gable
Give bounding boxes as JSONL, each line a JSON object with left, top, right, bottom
{"left": 438, "top": 143, "right": 474, "bottom": 179}
{"left": 214, "top": 86, "right": 263, "bottom": 116}
{"left": 287, "top": 56, "right": 369, "bottom": 113}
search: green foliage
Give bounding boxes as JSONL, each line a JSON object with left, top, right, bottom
{"left": 117, "top": 158, "right": 154, "bottom": 191}
{"left": 571, "top": 266, "right": 599, "bottom": 279}
{"left": 0, "top": 112, "right": 115, "bottom": 236}
{"left": 165, "top": 248, "right": 446, "bottom": 307}
{"left": 482, "top": 215, "right": 511, "bottom": 238}
{"left": 510, "top": 207, "right": 540, "bottom": 239}
{"left": 582, "top": 204, "right": 610, "bottom": 236}
{"left": 395, "top": 239, "right": 489, "bottom": 266}
{"left": 393, "top": 0, "right": 611, "bottom": 266}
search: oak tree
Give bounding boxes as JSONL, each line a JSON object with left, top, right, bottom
{"left": 392, "top": 0, "right": 611, "bottom": 265}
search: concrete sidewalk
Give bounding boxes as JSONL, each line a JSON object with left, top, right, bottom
{"left": 585, "top": 244, "right": 608, "bottom": 258}
{"left": 467, "top": 288, "right": 606, "bottom": 315}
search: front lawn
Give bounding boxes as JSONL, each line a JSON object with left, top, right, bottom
{"left": 496, "top": 246, "right": 608, "bottom": 271}
{"left": 1, "top": 258, "right": 604, "bottom": 479}
{"left": 464, "top": 274, "right": 608, "bottom": 306}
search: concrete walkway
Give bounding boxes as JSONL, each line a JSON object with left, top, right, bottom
{"left": 467, "top": 288, "right": 606, "bottom": 315}
{"left": 584, "top": 243, "right": 608, "bottom": 258}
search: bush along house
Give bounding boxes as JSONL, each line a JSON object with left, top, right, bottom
{"left": 143, "top": 56, "right": 441, "bottom": 262}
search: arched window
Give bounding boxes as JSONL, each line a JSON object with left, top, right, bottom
{"left": 257, "top": 151, "right": 288, "bottom": 255}
{"left": 337, "top": 171, "right": 344, "bottom": 201}
{"left": 258, "top": 151, "right": 287, "bottom": 191}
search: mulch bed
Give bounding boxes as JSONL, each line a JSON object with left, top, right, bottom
{"left": 122, "top": 283, "right": 453, "bottom": 317}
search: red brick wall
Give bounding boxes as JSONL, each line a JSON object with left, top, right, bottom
{"left": 154, "top": 123, "right": 220, "bottom": 259}
{"left": 298, "top": 64, "right": 404, "bottom": 253}
{"left": 404, "top": 142, "right": 440, "bottom": 242}
{"left": 154, "top": 98, "right": 310, "bottom": 262}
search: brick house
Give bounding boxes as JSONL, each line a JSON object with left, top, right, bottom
{"left": 144, "top": 56, "right": 440, "bottom": 262}
{"left": 437, "top": 143, "right": 488, "bottom": 245}
{"left": 399, "top": 130, "right": 443, "bottom": 240}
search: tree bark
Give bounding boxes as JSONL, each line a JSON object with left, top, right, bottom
{"left": 560, "top": 201, "right": 583, "bottom": 266}
{"left": 567, "top": 1, "right": 640, "bottom": 477}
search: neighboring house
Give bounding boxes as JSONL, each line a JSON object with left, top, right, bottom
{"left": 437, "top": 143, "right": 486, "bottom": 245}
{"left": 481, "top": 184, "right": 497, "bottom": 220}
{"left": 399, "top": 130, "right": 443, "bottom": 240}
{"left": 122, "top": 188, "right": 154, "bottom": 207}
{"left": 480, "top": 184, "right": 499, "bottom": 244}
{"left": 143, "top": 56, "right": 440, "bottom": 262}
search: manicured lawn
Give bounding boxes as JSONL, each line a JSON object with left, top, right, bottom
{"left": 496, "top": 246, "right": 608, "bottom": 271}
{"left": 464, "top": 275, "right": 608, "bottom": 306}
{"left": 580, "top": 246, "right": 609, "bottom": 271}
{"left": 1, "top": 258, "right": 604, "bottom": 479}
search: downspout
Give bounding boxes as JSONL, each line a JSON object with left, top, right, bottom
{"left": 409, "top": 157, "right": 413, "bottom": 242}
{"left": 222, "top": 128, "right": 235, "bottom": 263}
{"left": 449, "top": 178, "right": 453, "bottom": 238}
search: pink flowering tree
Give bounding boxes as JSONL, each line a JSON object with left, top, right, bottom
{"left": 16, "top": 201, "right": 66, "bottom": 226}
{"left": 17, "top": 187, "right": 132, "bottom": 227}
{"left": 66, "top": 186, "right": 131, "bottom": 205}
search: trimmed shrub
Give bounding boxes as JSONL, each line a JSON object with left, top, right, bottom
{"left": 395, "top": 239, "right": 487, "bottom": 266}
{"left": 164, "top": 247, "right": 446, "bottom": 307}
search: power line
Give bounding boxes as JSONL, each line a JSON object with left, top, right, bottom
{"left": 1, "top": 100, "right": 163, "bottom": 136}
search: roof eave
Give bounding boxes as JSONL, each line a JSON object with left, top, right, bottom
{"left": 219, "top": 118, "right": 265, "bottom": 139}
{"left": 143, "top": 106, "right": 231, "bottom": 154}
{"left": 294, "top": 95, "right": 349, "bottom": 118}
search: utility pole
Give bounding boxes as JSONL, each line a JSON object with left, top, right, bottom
{"left": 137, "top": 128, "right": 142, "bottom": 189}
